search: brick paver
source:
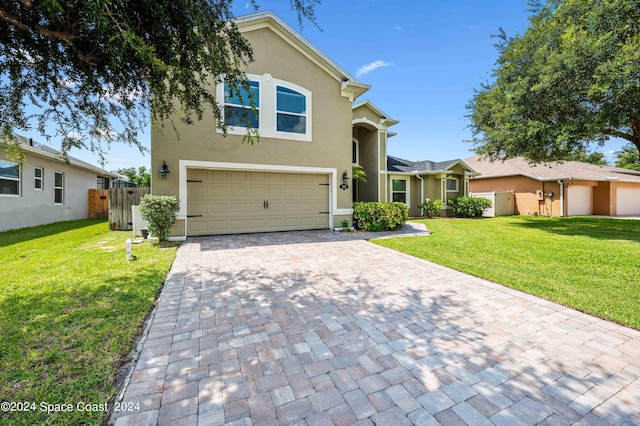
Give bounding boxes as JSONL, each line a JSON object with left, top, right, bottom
{"left": 111, "top": 226, "right": 640, "bottom": 425}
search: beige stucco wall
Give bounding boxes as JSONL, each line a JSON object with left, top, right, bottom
{"left": 0, "top": 152, "right": 101, "bottom": 231}
{"left": 352, "top": 126, "right": 379, "bottom": 202}
{"left": 152, "top": 25, "right": 355, "bottom": 235}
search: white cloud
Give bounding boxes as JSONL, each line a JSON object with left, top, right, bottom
{"left": 394, "top": 25, "right": 403, "bottom": 31}
{"left": 356, "top": 60, "right": 391, "bottom": 78}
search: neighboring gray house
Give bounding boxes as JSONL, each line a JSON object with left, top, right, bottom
{"left": 1, "top": 136, "right": 119, "bottom": 231}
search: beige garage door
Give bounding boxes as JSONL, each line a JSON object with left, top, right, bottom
{"left": 187, "top": 169, "right": 330, "bottom": 236}
{"left": 616, "top": 187, "right": 640, "bottom": 215}
{"left": 567, "top": 185, "right": 592, "bottom": 216}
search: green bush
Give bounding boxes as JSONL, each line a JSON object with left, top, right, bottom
{"left": 448, "top": 195, "right": 492, "bottom": 218}
{"left": 417, "top": 198, "right": 443, "bottom": 218}
{"left": 139, "top": 194, "right": 179, "bottom": 241}
{"left": 353, "top": 202, "right": 408, "bottom": 232}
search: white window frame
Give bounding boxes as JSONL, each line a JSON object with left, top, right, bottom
{"left": 217, "top": 73, "right": 312, "bottom": 142}
{"left": 54, "top": 171, "right": 64, "bottom": 204}
{"left": 352, "top": 138, "right": 359, "bottom": 165}
{"left": 446, "top": 177, "right": 459, "bottom": 192}
{"left": 391, "top": 178, "right": 409, "bottom": 206}
{"left": 0, "top": 159, "right": 20, "bottom": 197}
{"left": 222, "top": 79, "right": 260, "bottom": 130}
{"left": 35, "top": 167, "right": 43, "bottom": 190}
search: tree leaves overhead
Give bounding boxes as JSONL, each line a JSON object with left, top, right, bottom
{"left": 0, "top": 0, "right": 319, "bottom": 160}
{"left": 466, "top": 0, "right": 640, "bottom": 163}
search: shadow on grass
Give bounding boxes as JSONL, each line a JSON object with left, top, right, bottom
{"left": 511, "top": 216, "right": 640, "bottom": 242}
{"left": 0, "top": 219, "right": 108, "bottom": 248}
{"left": 0, "top": 268, "right": 167, "bottom": 426}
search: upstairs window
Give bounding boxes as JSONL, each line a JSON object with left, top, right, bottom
{"left": 276, "top": 86, "right": 306, "bottom": 134}
{"left": 224, "top": 80, "right": 259, "bottom": 129}
{"left": 0, "top": 159, "right": 20, "bottom": 196}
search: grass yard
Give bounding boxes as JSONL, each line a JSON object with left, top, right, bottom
{"left": 0, "top": 220, "right": 178, "bottom": 425}
{"left": 374, "top": 216, "right": 640, "bottom": 330}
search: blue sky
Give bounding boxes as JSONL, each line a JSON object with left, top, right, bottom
{"left": 19, "top": 0, "right": 627, "bottom": 170}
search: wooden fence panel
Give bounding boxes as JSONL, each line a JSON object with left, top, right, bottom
{"left": 88, "top": 189, "right": 109, "bottom": 219}
{"left": 108, "top": 187, "right": 150, "bottom": 231}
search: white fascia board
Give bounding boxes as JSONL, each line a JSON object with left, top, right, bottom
{"left": 19, "top": 144, "right": 118, "bottom": 177}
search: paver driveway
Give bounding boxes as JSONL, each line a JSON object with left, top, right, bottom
{"left": 112, "top": 228, "right": 640, "bottom": 425}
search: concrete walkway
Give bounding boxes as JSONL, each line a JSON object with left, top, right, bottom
{"left": 112, "top": 228, "right": 640, "bottom": 425}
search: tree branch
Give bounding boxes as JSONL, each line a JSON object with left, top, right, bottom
{"left": 603, "top": 128, "right": 638, "bottom": 145}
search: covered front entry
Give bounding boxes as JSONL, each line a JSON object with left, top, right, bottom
{"left": 186, "top": 169, "right": 330, "bottom": 236}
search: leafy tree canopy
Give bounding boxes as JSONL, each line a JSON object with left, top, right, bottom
{"left": 563, "top": 149, "right": 608, "bottom": 166}
{"left": 467, "top": 0, "right": 640, "bottom": 163}
{"left": 614, "top": 143, "right": 640, "bottom": 171}
{"left": 114, "top": 166, "right": 151, "bottom": 187}
{"left": 0, "top": 0, "right": 318, "bottom": 161}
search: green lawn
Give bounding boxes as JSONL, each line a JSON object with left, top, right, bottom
{"left": 0, "top": 220, "right": 178, "bottom": 425}
{"left": 374, "top": 216, "right": 640, "bottom": 329}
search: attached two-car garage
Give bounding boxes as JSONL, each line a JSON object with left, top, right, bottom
{"left": 186, "top": 169, "right": 330, "bottom": 236}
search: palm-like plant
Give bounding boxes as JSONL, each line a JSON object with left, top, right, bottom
{"left": 352, "top": 164, "right": 367, "bottom": 183}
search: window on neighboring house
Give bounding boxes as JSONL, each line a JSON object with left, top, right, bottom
{"left": 446, "top": 178, "right": 459, "bottom": 192}
{"left": 392, "top": 179, "right": 407, "bottom": 204}
{"left": 224, "top": 80, "right": 259, "bottom": 128}
{"left": 35, "top": 167, "right": 43, "bottom": 190}
{"left": 276, "top": 86, "right": 306, "bottom": 134}
{"left": 54, "top": 172, "right": 64, "bottom": 204}
{"left": 97, "top": 176, "right": 110, "bottom": 189}
{"left": 0, "top": 159, "right": 20, "bottom": 196}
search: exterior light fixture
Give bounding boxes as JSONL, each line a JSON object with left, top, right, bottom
{"left": 340, "top": 171, "right": 349, "bottom": 190}
{"left": 159, "top": 161, "right": 170, "bottom": 180}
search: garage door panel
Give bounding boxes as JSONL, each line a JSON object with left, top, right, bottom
{"left": 187, "top": 169, "right": 330, "bottom": 235}
{"left": 568, "top": 186, "right": 592, "bottom": 216}
{"left": 617, "top": 188, "right": 640, "bottom": 215}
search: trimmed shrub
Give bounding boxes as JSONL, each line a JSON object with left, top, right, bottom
{"left": 448, "top": 195, "right": 492, "bottom": 218}
{"left": 417, "top": 198, "right": 443, "bottom": 218}
{"left": 139, "top": 194, "right": 179, "bottom": 241}
{"left": 353, "top": 202, "right": 408, "bottom": 232}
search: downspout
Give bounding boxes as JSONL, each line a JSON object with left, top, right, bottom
{"left": 557, "top": 180, "right": 564, "bottom": 217}
{"left": 415, "top": 173, "right": 424, "bottom": 215}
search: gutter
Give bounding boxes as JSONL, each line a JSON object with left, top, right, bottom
{"left": 557, "top": 180, "right": 565, "bottom": 217}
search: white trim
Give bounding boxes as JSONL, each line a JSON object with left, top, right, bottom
{"left": 34, "top": 167, "right": 43, "bottom": 191}
{"left": 0, "top": 158, "right": 21, "bottom": 197}
{"left": 334, "top": 208, "right": 354, "bottom": 215}
{"left": 352, "top": 117, "right": 382, "bottom": 131}
{"left": 390, "top": 177, "right": 410, "bottom": 207}
{"left": 445, "top": 177, "right": 459, "bottom": 192}
{"left": 217, "top": 73, "right": 312, "bottom": 142}
{"left": 54, "top": 171, "right": 64, "bottom": 204}
{"left": 178, "top": 160, "right": 338, "bottom": 229}
{"left": 352, "top": 138, "right": 359, "bottom": 165}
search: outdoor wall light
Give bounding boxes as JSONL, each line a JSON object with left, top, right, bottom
{"left": 340, "top": 171, "right": 349, "bottom": 190}
{"left": 159, "top": 161, "right": 170, "bottom": 180}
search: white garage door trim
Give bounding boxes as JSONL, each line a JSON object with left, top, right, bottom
{"left": 616, "top": 187, "right": 640, "bottom": 215}
{"left": 178, "top": 160, "right": 345, "bottom": 230}
{"left": 567, "top": 185, "right": 592, "bottom": 216}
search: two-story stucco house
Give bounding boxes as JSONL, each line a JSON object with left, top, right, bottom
{"left": 152, "top": 11, "right": 475, "bottom": 238}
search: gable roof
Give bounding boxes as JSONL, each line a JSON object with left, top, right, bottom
{"left": 235, "top": 11, "right": 370, "bottom": 101}
{"left": 352, "top": 100, "right": 399, "bottom": 127}
{"left": 3, "top": 135, "right": 118, "bottom": 178}
{"left": 465, "top": 155, "right": 640, "bottom": 183}
{"left": 387, "top": 155, "right": 475, "bottom": 174}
